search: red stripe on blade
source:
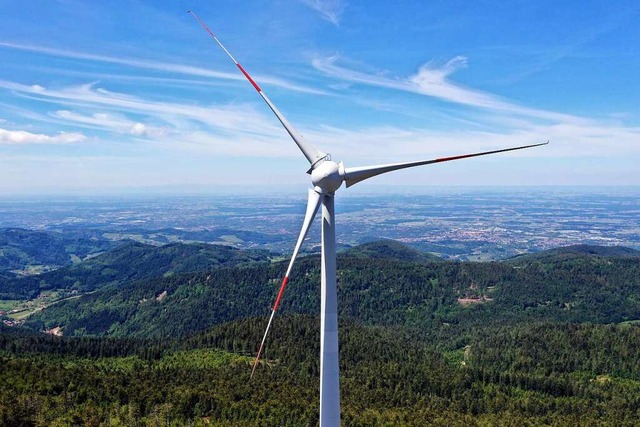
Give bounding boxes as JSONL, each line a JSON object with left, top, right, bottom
{"left": 272, "top": 276, "right": 289, "bottom": 311}
{"left": 189, "top": 11, "right": 217, "bottom": 39}
{"left": 251, "top": 342, "right": 265, "bottom": 378}
{"left": 434, "top": 153, "right": 475, "bottom": 163}
{"left": 236, "top": 64, "right": 262, "bottom": 92}
{"left": 251, "top": 275, "right": 291, "bottom": 378}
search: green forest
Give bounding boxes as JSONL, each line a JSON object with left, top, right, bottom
{"left": 1, "top": 239, "right": 640, "bottom": 425}
{"left": 3, "top": 318, "right": 640, "bottom": 425}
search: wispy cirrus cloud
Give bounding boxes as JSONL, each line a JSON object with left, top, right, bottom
{"left": 313, "top": 55, "right": 583, "bottom": 124}
{"left": 0, "top": 41, "right": 326, "bottom": 95}
{"left": 0, "top": 80, "right": 284, "bottom": 138}
{"left": 2, "top": 73, "right": 638, "bottom": 165}
{"left": 307, "top": 121, "right": 640, "bottom": 163}
{"left": 52, "top": 110, "right": 169, "bottom": 138}
{"left": 0, "top": 127, "right": 86, "bottom": 144}
{"left": 301, "top": 0, "right": 345, "bottom": 26}
{"left": 307, "top": 55, "right": 640, "bottom": 162}
{"left": 0, "top": 79, "right": 306, "bottom": 158}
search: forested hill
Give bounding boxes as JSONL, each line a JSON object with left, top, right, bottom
{"left": 4, "top": 315, "right": 640, "bottom": 425}
{"left": 507, "top": 244, "right": 640, "bottom": 263}
{"left": 0, "top": 241, "right": 272, "bottom": 299}
{"left": 23, "top": 242, "right": 640, "bottom": 338}
{"left": 4, "top": 242, "right": 640, "bottom": 425}
{"left": 0, "top": 227, "right": 115, "bottom": 277}
{"left": 341, "top": 239, "right": 443, "bottom": 262}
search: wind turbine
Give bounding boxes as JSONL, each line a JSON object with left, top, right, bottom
{"left": 189, "top": 11, "right": 547, "bottom": 426}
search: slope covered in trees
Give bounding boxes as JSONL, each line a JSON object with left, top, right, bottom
{"left": 3, "top": 241, "right": 640, "bottom": 425}
{"left": 2, "top": 317, "right": 640, "bottom": 426}
{"left": 0, "top": 228, "right": 115, "bottom": 277}
{"left": 23, "top": 243, "right": 640, "bottom": 338}
{"left": 0, "top": 241, "right": 272, "bottom": 299}
{"left": 507, "top": 244, "right": 640, "bottom": 263}
{"left": 341, "top": 239, "right": 443, "bottom": 262}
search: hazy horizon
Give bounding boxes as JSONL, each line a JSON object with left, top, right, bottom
{"left": 2, "top": 184, "right": 640, "bottom": 199}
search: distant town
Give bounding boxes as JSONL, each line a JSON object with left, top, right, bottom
{"left": 1, "top": 187, "right": 638, "bottom": 261}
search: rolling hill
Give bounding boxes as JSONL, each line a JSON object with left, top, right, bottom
{"left": 23, "top": 242, "right": 640, "bottom": 338}
{"left": 4, "top": 313, "right": 640, "bottom": 425}
{"left": 0, "top": 241, "right": 272, "bottom": 299}
{"left": 341, "top": 239, "right": 442, "bottom": 262}
{"left": 506, "top": 244, "right": 640, "bottom": 263}
{"left": 3, "top": 240, "right": 640, "bottom": 425}
{"left": 0, "top": 227, "right": 115, "bottom": 276}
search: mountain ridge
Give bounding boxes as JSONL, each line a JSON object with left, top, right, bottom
{"left": 507, "top": 244, "right": 640, "bottom": 263}
{"left": 21, "top": 241, "right": 640, "bottom": 338}
{"left": 0, "top": 240, "right": 272, "bottom": 299}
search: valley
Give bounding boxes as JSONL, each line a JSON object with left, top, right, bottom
{"left": 1, "top": 189, "right": 640, "bottom": 425}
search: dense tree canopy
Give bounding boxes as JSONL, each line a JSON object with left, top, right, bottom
{"left": 1, "top": 241, "right": 639, "bottom": 425}
{"left": 2, "top": 318, "right": 640, "bottom": 425}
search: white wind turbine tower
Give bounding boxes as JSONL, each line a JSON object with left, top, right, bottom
{"left": 189, "top": 11, "right": 547, "bottom": 427}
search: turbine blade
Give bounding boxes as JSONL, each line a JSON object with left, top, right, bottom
{"left": 188, "top": 11, "right": 327, "bottom": 167}
{"left": 251, "top": 189, "right": 323, "bottom": 377}
{"left": 344, "top": 141, "right": 548, "bottom": 188}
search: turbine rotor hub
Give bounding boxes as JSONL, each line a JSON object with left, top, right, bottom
{"left": 311, "top": 160, "right": 344, "bottom": 193}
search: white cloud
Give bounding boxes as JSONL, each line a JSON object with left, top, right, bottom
{"left": 2, "top": 78, "right": 638, "bottom": 165}
{"left": 0, "top": 80, "right": 306, "bottom": 157}
{"left": 0, "top": 41, "right": 327, "bottom": 95}
{"left": 303, "top": 122, "right": 638, "bottom": 163}
{"left": 308, "top": 54, "right": 640, "bottom": 167}
{"left": 301, "top": 0, "right": 345, "bottom": 26}
{"left": 1, "top": 80, "right": 284, "bottom": 139}
{"left": 130, "top": 122, "right": 148, "bottom": 136}
{"left": 52, "top": 110, "right": 168, "bottom": 138}
{"left": 312, "top": 55, "right": 583, "bottom": 123}
{"left": 0, "top": 127, "right": 86, "bottom": 144}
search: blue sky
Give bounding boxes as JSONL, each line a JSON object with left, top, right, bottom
{"left": 1, "top": 0, "right": 639, "bottom": 194}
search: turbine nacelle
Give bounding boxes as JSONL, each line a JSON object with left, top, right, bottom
{"left": 311, "top": 159, "right": 345, "bottom": 194}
